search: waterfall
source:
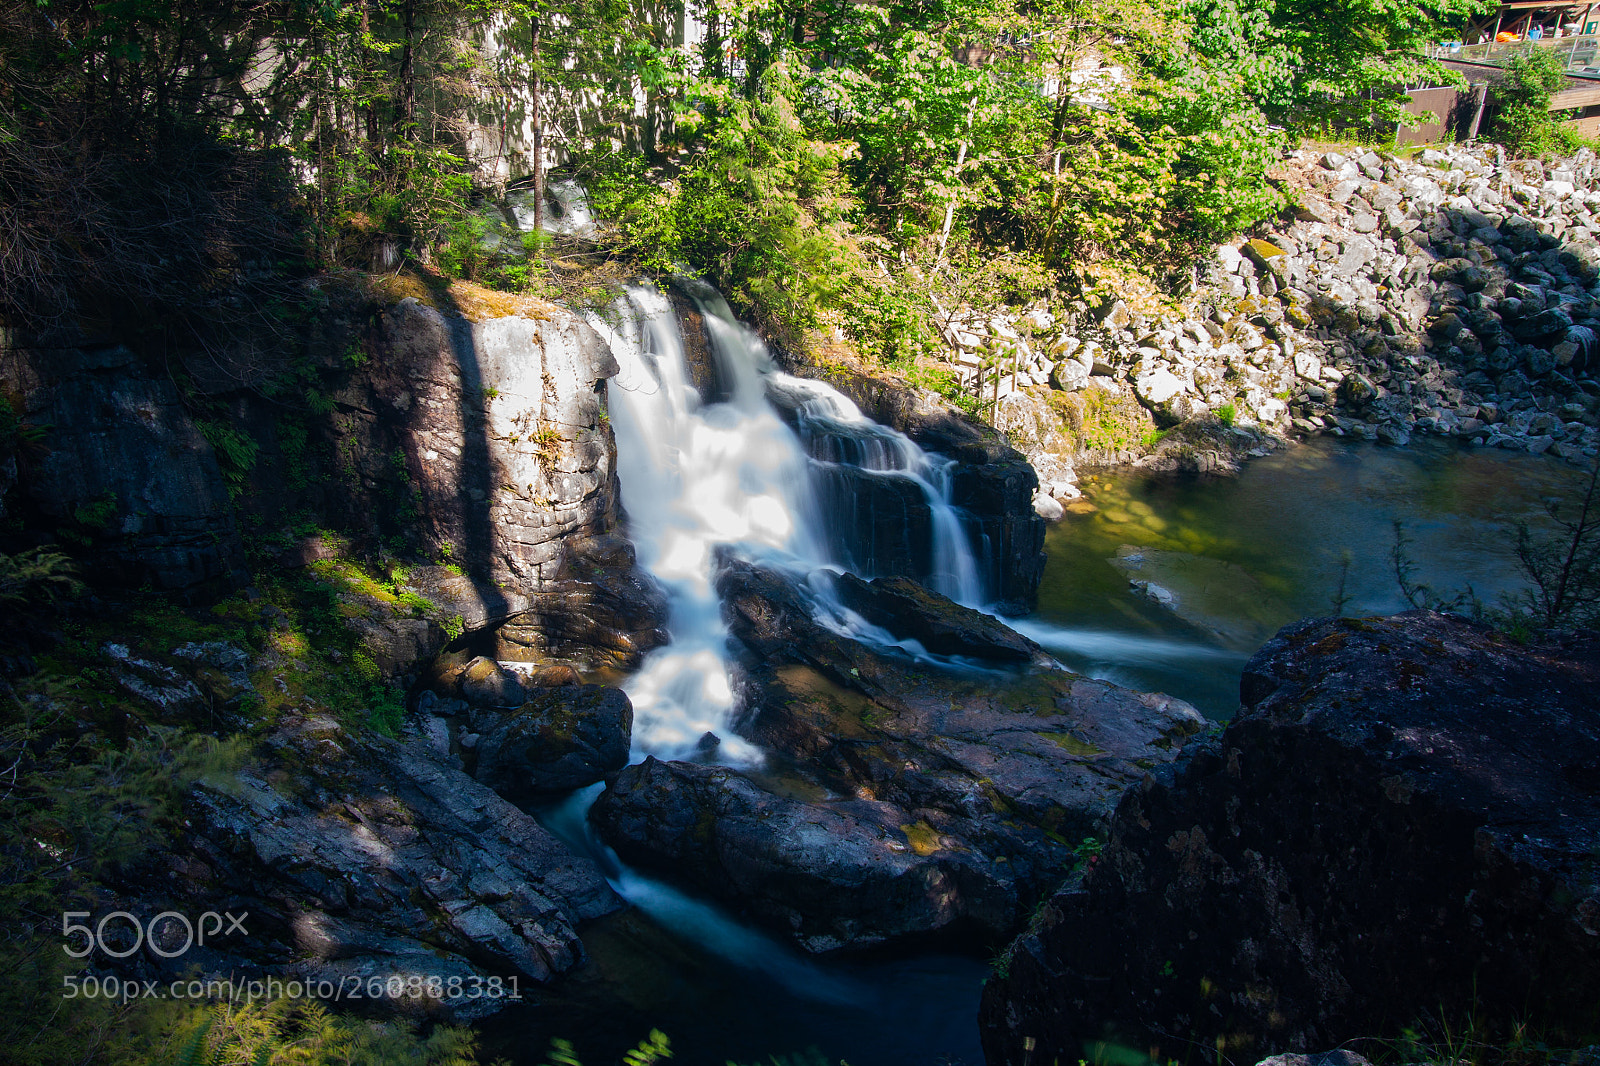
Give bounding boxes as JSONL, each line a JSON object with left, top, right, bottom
{"left": 591, "top": 282, "right": 985, "bottom": 763}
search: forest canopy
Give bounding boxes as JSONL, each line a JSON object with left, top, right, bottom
{"left": 0, "top": 0, "right": 1493, "bottom": 336}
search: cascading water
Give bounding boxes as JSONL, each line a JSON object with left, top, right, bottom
{"left": 591, "top": 281, "right": 988, "bottom": 762}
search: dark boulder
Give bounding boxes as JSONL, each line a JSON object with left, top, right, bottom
{"left": 471, "top": 683, "right": 632, "bottom": 797}
{"left": 979, "top": 612, "right": 1600, "bottom": 1064}
{"left": 590, "top": 757, "right": 1016, "bottom": 951}
{"left": 829, "top": 572, "right": 1043, "bottom": 663}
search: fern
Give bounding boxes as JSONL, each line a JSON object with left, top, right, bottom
{"left": 0, "top": 546, "right": 81, "bottom": 607}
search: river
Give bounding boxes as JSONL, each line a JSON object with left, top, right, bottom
{"left": 486, "top": 290, "right": 1591, "bottom": 1064}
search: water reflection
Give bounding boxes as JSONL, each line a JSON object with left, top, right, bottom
{"left": 1032, "top": 437, "right": 1592, "bottom": 717}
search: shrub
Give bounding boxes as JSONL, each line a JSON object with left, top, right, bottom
{"left": 1493, "top": 47, "right": 1587, "bottom": 156}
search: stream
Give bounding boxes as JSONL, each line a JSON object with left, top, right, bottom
{"left": 483, "top": 284, "right": 1592, "bottom": 1066}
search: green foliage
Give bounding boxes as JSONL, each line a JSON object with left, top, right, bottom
{"left": 368, "top": 682, "right": 406, "bottom": 736}
{"left": 134, "top": 997, "right": 485, "bottom": 1066}
{"left": 539, "top": 1031, "right": 673, "bottom": 1066}
{"left": 1188, "top": 0, "right": 1491, "bottom": 131}
{"left": 1494, "top": 47, "right": 1588, "bottom": 157}
{"left": 0, "top": 547, "right": 82, "bottom": 607}
{"left": 0, "top": 396, "right": 49, "bottom": 460}
{"left": 195, "top": 419, "right": 260, "bottom": 494}
{"left": 1073, "top": 835, "right": 1106, "bottom": 863}
{"left": 0, "top": 699, "right": 248, "bottom": 917}
{"left": 74, "top": 490, "right": 119, "bottom": 532}
{"left": 1216, "top": 401, "right": 1237, "bottom": 426}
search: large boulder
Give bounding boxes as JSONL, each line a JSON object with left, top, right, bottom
{"left": 591, "top": 757, "right": 1017, "bottom": 951}
{"left": 120, "top": 711, "right": 620, "bottom": 1021}
{"left": 980, "top": 612, "right": 1600, "bottom": 1064}
{"left": 471, "top": 683, "right": 633, "bottom": 797}
{"left": 829, "top": 572, "right": 1044, "bottom": 663}
{"left": 586, "top": 556, "right": 1204, "bottom": 951}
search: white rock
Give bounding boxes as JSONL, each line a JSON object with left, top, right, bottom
{"left": 1135, "top": 368, "right": 1185, "bottom": 405}
{"left": 1032, "top": 491, "right": 1065, "bottom": 521}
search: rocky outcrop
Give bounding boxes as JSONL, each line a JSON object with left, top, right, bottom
{"left": 979, "top": 612, "right": 1600, "bottom": 1064}
{"left": 119, "top": 709, "right": 620, "bottom": 1021}
{"left": 0, "top": 336, "right": 247, "bottom": 591}
{"left": 468, "top": 682, "right": 633, "bottom": 797}
{"left": 829, "top": 572, "right": 1043, "bottom": 663}
{"left": 593, "top": 756, "right": 1022, "bottom": 951}
{"left": 589, "top": 556, "right": 1204, "bottom": 951}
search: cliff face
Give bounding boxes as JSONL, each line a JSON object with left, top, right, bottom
{"left": 979, "top": 612, "right": 1600, "bottom": 1064}
{"left": 0, "top": 334, "right": 249, "bottom": 592}
{"left": 0, "top": 286, "right": 668, "bottom": 672}
{"left": 337, "top": 295, "right": 667, "bottom": 669}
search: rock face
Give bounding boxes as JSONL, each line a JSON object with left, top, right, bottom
{"left": 979, "top": 612, "right": 1600, "bottom": 1064}
{"left": 0, "top": 288, "right": 670, "bottom": 671}
{"left": 470, "top": 683, "right": 633, "bottom": 797}
{"left": 350, "top": 296, "right": 668, "bottom": 668}
{"left": 124, "top": 711, "right": 620, "bottom": 1020}
{"left": 0, "top": 337, "right": 247, "bottom": 591}
{"left": 590, "top": 556, "right": 1204, "bottom": 952}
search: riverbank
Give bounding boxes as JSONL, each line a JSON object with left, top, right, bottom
{"left": 845, "top": 143, "right": 1600, "bottom": 519}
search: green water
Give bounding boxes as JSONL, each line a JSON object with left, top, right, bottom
{"left": 1024, "top": 437, "right": 1593, "bottom": 718}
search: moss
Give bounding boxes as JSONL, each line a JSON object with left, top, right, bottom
{"left": 898, "top": 820, "right": 944, "bottom": 857}
{"left": 1037, "top": 731, "right": 1104, "bottom": 757}
{"left": 773, "top": 664, "right": 881, "bottom": 738}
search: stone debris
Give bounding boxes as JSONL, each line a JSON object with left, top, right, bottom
{"left": 930, "top": 144, "right": 1600, "bottom": 514}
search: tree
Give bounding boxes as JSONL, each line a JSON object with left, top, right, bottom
{"left": 1187, "top": 0, "right": 1494, "bottom": 131}
{"left": 1493, "top": 45, "right": 1584, "bottom": 156}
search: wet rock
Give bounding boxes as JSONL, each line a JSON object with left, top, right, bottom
{"left": 470, "top": 683, "right": 632, "bottom": 797}
{"left": 459, "top": 656, "right": 529, "bottom": 706}
{"left": 828, "top": 572, "right": 1044, "bottom": 664}
{"left": 980, "top": 612, "right": 1600, "bottom": 1062}
{"left": 596, "top": 557, "right": 1203, "bottom": 949}
{"left": 770, "top": 365, "right": 1047, "bottom": 610}
{"left": 591, "top": 757, "right": 1017, "bottom": 951}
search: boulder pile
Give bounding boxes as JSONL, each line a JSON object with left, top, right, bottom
{"left": 928, "top": 145, "right": 1600, "bottom": 516}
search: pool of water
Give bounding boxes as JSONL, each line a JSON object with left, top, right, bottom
{"left": 480, "top": 904, "right": 989, "bottom": 1065}
{"left": 1026, "top": 436, "right": 1592, "bottom": 718}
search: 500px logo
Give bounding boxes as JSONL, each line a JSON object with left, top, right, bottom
{"left": 62, "top": 910, "right": 248, "bottom": 959}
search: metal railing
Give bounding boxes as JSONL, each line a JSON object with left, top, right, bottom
{"left": 1425, "top": 34, "right": 1600, "bottom": 75}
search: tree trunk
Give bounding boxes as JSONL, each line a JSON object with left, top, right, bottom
{"left": 530, "top": 12, "right": 544, "bottom": 233}
{"left": 396, "top": 0, "right": 416, "bottom": 134}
